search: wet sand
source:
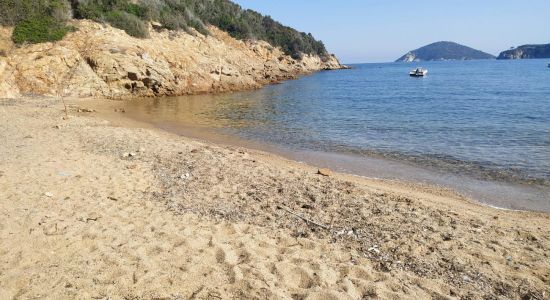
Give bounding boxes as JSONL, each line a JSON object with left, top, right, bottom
{"left": 1, "top": 98, "right": 549, "bottom": 299}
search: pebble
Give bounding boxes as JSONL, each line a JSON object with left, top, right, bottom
{"left": 442, "top": 232, "right": 453, "bottom": 241}
{"left": 44, "top": 192, "right": 54, "bottom": 198}
{"left": 317, "top": 168, "right": 332, "bottom": 176}
{"left": 86, "top": 213, "right": 100, "bottom": 222}
{"left": 368, "top": 246, "right": 380, "bottom": 254}
{"left": 180, "top": 173, "right": 190, "bottom": 179}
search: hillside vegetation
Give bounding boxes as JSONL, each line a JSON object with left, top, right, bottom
{"left": 396, "top": 41, "right": 495, "bottom": 62}
{"left": 0, "top": 0, "right": 328, "bottom": 59}
{"left": 0, "top": 0, "right": 74, "bottom": 43}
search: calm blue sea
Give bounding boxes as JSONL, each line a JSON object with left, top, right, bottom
{"left": 123, "top": 59, "right": 550, "bottom": 211}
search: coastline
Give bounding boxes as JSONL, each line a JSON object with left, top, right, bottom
{"left": 93, "top": 96, "right": 550, "bottom": 213}
{"left": 1, "top": 98, "right": 549, "bottom": 299}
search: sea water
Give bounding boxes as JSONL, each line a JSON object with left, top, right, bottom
{"left": 122, "top": 59, "right": 550, "bottom": 211}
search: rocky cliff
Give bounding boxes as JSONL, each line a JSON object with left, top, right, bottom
{"left": 396, "top": 41, "right": 495, "bottom": 62}
{"left": 0, "top": 20, "right": 344, "bottom": 99}
{"left": 497, "top": 44, "right": 550, "bottom": 59}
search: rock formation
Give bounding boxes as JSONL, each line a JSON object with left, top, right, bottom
{"left": 497, "top": 44, "right": 550, "bottom": 59}
{"left": 0, "top": 20, "right": 344, "bottom": 99}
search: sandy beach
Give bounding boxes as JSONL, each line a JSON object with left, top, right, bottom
{"left": 1, "top": 97, "right": 549, "bottom": 299}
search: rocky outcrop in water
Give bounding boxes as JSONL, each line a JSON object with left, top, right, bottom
{"left": 0, "top": 20, "right": 344, "bottom": 99}
{"left": 497, "top": 44, "right": 550, "bottom": 59}
{"left": 396, "top": 41, "right": 495, "bottom": 62}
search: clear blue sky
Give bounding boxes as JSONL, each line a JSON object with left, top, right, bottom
{"left": 233, "top": 0, "right": 550, "bottom": 63}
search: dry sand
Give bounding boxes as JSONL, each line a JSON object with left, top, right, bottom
{"left": 0, "top": 98, "right": 548, "bottom": 299}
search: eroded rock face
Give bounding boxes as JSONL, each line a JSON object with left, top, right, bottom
{"left": 0, "top": 20, "right": 344, "bottom": 99}
{"left": 0, "top": 58, "right": 19, "bottom": 98}
{"left": 0, "top": 27, "right": 19, "bottom": 98}
{"left": 398, "top": 52, "right": 418, "bottom": 62}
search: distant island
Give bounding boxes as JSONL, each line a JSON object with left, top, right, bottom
{"left": 497, "top": 44, "right": 550, "bottom": 59}
{"left": 396, "top": 41, "right": 495, "bottom": 62}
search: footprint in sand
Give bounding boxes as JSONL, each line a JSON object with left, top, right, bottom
{"left": 274, "top": 262, "right": 315, "bottom": 289}
{"left": 215, "top": 244, "right": 251, "bottom": 266}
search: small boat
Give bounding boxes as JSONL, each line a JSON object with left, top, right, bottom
{"left": 410, "top": 67, "right": 428, "bottom": 77}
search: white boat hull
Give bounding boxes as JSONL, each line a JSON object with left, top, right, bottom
{"left": 410, "top": 69, "right": 428, "bottom": 77}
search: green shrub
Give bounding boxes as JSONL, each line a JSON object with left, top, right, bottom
{"left": 12, "top": 15, "right": 72, "bottom": 44}
{"left": 73, "top": 0, "right": 148, "bottom": 38}
{"left": 186, "top": 18, "right": 208, "bottom": 36}
{"left": 104, "top": 11, "right": 149, "bottom": 38}
{"left": 157, "top": 9, "right": 188, "bottom": 31}
{"left": 125, "top": 3, "right": 148, "bottom": 18}
{"left": 0, "top": 0, "right": 71, "bottom": 26}
{"left": 72, "top": 1, "right": 104, "bottom": 20}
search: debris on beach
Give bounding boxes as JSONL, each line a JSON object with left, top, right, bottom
{"left": 76, "top": 108, "right": 96, "bottom": 113}
{"left": 122, "top": 152, "right": 137, "bottom": 158}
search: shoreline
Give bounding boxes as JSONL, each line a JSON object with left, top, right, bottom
{"left": 52, "top": 95, "right": 550, "bottom": 219}
{"left": 1, "top": 98, "right": 549, "bottom": 299}
{"left": 89, "top": 97, "right": 550, "bottom": 213}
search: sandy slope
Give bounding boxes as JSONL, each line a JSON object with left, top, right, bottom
{"left": 0, "top": 98, "right": 548, "bottom": 299}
